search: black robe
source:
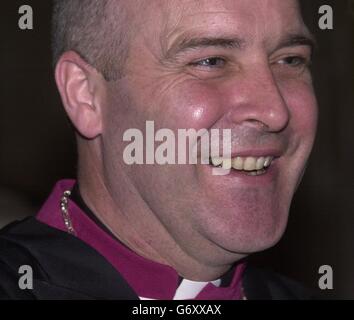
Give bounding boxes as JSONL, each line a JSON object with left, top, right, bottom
{"left": 0, "top": 218, "right": 312, "bottom": 300}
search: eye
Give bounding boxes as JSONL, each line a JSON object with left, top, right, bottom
{"left": 190, "top": 57, "right": 226, "bottom": 68}
{"left": 277, "top": 56, "right": 309, "bottom": 67}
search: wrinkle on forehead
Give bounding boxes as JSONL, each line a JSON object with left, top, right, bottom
{"left": 125, "top": 0, "right": 302, "bottom": 29}
{"left": 168, "top": 0, "right": 308, "bottom": 53}
{"left": 123, "top": 0, "right": 310, "bottom": 64}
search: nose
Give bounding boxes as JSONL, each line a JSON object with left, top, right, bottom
{"left": 227, "top": 65, "right": 290, "bottom": 133}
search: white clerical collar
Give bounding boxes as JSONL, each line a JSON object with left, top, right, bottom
{"left": 140, "top": 278, "right": 221, "bottom": 300}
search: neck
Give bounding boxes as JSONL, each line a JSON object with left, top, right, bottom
{"left": 77, "top": 140, "right": 240, "bottom": 281}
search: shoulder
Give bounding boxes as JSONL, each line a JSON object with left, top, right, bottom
{"left": 0, "top": 218, "right": 138, "bottom": 300}
{"left": 243, "top": 264, "right": 315, "bottom": 300}
{"left": 0, "top": 218, "right": 44, "bottom": 299}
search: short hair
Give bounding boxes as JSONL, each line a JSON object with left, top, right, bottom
{"left": 51, "top": 0, "right": 130, "bottom": 80}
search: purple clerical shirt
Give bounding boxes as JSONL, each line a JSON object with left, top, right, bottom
{"left": 37, "top": 180, "right": 246, "bottom": 300}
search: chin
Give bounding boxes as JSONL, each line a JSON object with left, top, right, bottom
{"left": 239, "top": 224, "right": 287, "bottom": 254}
{"left": 199, "top": 206, "right": 290, "bottom": 255}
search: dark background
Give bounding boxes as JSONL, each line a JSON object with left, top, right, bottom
{"left": 0, "top": 1, "right": 353, "bottom": 299}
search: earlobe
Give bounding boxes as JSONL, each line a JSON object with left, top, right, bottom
{"left": 55, "top": 51, "right": 103, "bottom": 139}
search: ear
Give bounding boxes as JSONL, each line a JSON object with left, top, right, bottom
{"left": 55, "top": 51, "right": 105, "bottom": 139}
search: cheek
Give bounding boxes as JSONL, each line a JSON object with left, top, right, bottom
{"left": 162, "top": 81, "right": 224, "bottom": 130}
{"left": 282, "top": 80, "right": 318, "bottom": 136}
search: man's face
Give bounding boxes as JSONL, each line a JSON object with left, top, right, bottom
{"left": 101, "top": 0, "right": 317, "bottom": 262}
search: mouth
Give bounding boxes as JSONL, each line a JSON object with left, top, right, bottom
{"left": 209, "top": 156, "right": 275, "bottom": 176}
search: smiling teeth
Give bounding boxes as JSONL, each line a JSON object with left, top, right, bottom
{"left": 210, "top": 156, "right": 274, "bottom": 171}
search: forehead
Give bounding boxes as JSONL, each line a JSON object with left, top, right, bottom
{"left": 126, "top": 0, "right": 307, "bottom": 48}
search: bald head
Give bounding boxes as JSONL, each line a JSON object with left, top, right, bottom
{"left": 51, "top": 0, "right": 131, "bottom": 80}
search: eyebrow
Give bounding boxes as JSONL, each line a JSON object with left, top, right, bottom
{"left": 165, "top": 36, "right": 246, "bottom": 59}
{"left": 164, "top": 33, "right": 316, "bottom": 60}
{"left": 275, "top": 33, "right": 317, "bottom": 53}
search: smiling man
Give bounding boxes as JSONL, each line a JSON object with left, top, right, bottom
{"left": 0, "top": 0, "right": 318, "bottom": 300}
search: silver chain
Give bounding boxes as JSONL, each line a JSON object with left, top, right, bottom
{"left": 60, "top": 190, "right": 77, "bottom": 236}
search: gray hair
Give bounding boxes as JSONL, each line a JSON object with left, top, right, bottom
{"left": 51, "top": 0, "right": 130, "bottom": 80}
